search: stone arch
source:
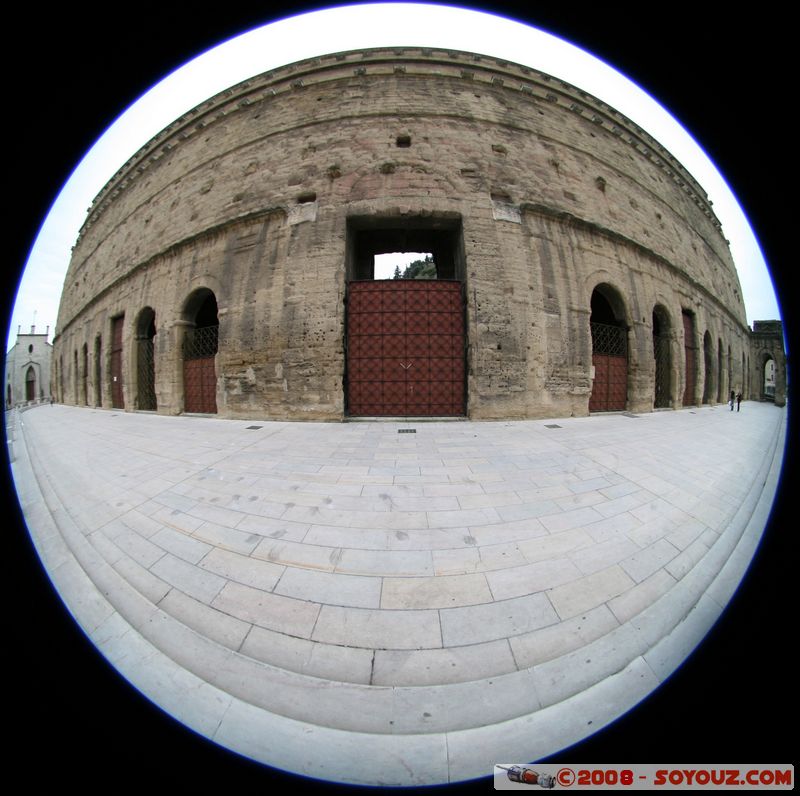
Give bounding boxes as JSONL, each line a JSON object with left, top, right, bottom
{"left": 180, "top": 288, "right": 219, "bottom": 414}
{"left": 134, "top": 307, "right": 157, "bottom": 411}
{"left": 702, "top": 330, "right": 715, "bottom": 404}
{"left": 760, "top": 352, "right": 776, "bottom": 400}
{"left": 652, "top": 304, "right": 672, "bottom": 409}
{"left": 589, "top": 283, "right": 629, "bottom": 412}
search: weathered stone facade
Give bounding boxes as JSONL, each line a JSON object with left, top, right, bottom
{"left": 748, "top": 321, "right": 786, "bottom": 407}
{"left": 53, "top": 48, "right": 763, "bottom": 420}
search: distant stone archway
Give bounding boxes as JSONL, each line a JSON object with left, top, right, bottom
{"left": 762, "top": 355, "right": 776, "bottom": 400}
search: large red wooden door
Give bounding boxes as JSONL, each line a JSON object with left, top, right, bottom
{"left": 589, "top": 321, "right": 627, "bottom": 412}
{"left": 111, "top": 316, "right": 124, "bottom": 409}
{"left": 183, "top": 325, "right": 218, "bottom": 414}
{"left": 347, "top": 280, "right": 465, "bottom": 416}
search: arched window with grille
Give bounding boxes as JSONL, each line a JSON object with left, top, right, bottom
{"left": 702, "top": 331, "right": 714, "bottom": 404}
{"left": 682, "top": 310, "right": 696, "bottom": 406}
{"left": 652, "top": 306, "right": 672, "bottom": 409}
{"left": 135, "top": 307, "right": 157, "bottom": 411}
{"left": 589, "top": 285, "right": 628, "bottom": 412}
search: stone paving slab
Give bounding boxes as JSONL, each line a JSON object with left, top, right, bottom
{"left": 10, "top": 401, "right": 787, "bottom": 787}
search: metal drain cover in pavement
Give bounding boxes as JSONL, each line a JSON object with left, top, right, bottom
{"left": 398, "top": 429, "right": 417, "bottom": 434}
{"left": 246, "top": 425, "right": 263, "bottom": 430}
{"left": 545, "top": 424, "right": 562, "bottom": 429}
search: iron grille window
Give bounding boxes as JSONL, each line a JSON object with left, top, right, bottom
{"left": 137, "top": 338, "right": 157, "bottom": 410}
{"left": 591, "top": 321, "right": 627, "bottom": 357}
{"left": 653, "top": 333, "right": 670, "bottom": 408}
{"left": 183, "top": 325, "right": 218, "bottom": 360}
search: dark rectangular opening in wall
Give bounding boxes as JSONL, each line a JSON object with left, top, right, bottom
{"left": 374, "top": 252, "right": 436, "bottom": 280}
{"left": 345, "top": 214, "right": 465, "bottom": 281}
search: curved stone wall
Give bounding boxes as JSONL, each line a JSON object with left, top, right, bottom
{"left": 53, "top": 48, "right": 750, "bottom": 420}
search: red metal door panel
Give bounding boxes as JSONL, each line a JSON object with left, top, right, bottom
{"left": 608, "top": 356, "right": 628, "bottom": 408}
{"left": 347, "top": 280, "right": 465, "bottom": 416}
{"left": 184, "top": 358, "right": 217, "bottom": 413}
{"left": 589, "top": 354, "right": 607, "bottom": 412}
{"left": 590, "top": 353, "right": 628, "bottom": 412}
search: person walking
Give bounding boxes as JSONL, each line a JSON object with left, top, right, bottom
{"left": 736, "top": 392, "right": 742, "bottom": 412}
{"left": 729, "top": 389, "right": 735, "bottom": 411}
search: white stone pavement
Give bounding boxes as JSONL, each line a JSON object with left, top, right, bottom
{"left": 9, "top": 401, "right": 786, "bottom": 786}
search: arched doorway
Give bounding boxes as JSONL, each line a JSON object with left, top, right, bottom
{"left": 682, "top": 310, "right": 696, "bottom": 405}
{"left": 73, "top": 350, "right": 79, "bottom": 404}
{"left": 727, "top": 345, "right": 732, "bottom": 401}
{"left": 589, "top": 286, "right": 628, "bottom": 412}
{"left": 82, "top": 343, "right": 89, "bottom": 405}
{"left": 702, "top": 331, "right": 714, "bottom": 404}
{"left": 762, "top": 356, "right": 776, "bottom": 400}
{"left": 94, "top": 335, "right": 102, "bottom": 406}
{"left": 652, "top": 306, "right": 671, "bottom": 408}
{"left": 136, "top": 307, "right": 157, "bottom": 411}
{"left": 182, "top": 290, "right": 218, "bottom": 414}
{"left": 25, "top": 366, "right": 36, "bottom": 402}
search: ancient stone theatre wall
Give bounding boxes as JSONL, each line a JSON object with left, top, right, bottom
{"left": 53, "top": 48, "right": 752, "bottom": 420}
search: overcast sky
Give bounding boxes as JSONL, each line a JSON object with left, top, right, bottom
{"left": 5, "top": 2, "right": 782, "bottom": 352}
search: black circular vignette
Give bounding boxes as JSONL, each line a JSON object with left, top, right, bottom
{"left": 6, "top": 2, "right": 795, "bottom": 788}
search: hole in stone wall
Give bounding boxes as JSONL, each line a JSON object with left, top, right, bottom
{"left": 346, "top": 216, "right": 464, "bottom": 281}
{"left": 396, "top": 134, "right": 411, "bottom": 147}
{"left": 374, "top": 252, "right": 435, "bottom": 280}
{"left": 297, "top": 192, "right": 317, "bottom": 204}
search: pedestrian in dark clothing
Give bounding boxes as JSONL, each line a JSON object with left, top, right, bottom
{"left": 729, "top": 389, "right": 735, "bottom": 411}
{"left": 736, "top": 392, "right": 742, "bottom": 411}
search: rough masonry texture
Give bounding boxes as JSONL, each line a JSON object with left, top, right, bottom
{"left": 53, "top": 47, "right": 779, "bottom": 419}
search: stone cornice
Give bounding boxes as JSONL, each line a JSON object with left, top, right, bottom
{"left": 76, "top": 47, "right": 723, "bottom": 245}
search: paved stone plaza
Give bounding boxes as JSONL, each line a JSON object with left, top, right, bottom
{"left": 10, "top": 402, "right": 786, "bottom": 786}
